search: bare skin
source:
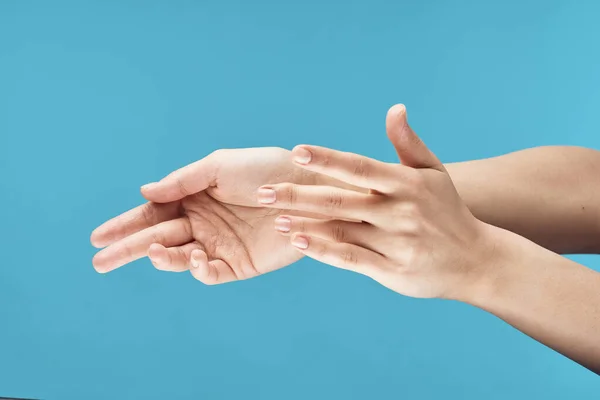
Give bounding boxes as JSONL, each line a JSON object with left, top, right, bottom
{"left": 90, "top": 104, "right": 600, "bottom": 373}
{"left": 90, "top": 145, "right": 600, "bottom": 278}
{"left": 256, "top": 105, "right": 600, "bottom": 374}
{"left": 446, "top": 146, "right": 600, "bottom": 254}
{"left": 91, "top": 147, "right": 319, "bottom": 282}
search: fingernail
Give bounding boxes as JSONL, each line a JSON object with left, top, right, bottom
{"left": 257, "top": 187, "right": 276, "bottom": 204}
{"left": 141, "top": 182, "right": 158, "bottom": 190}
{"left": 292, "top": 146, "right": 312, "bottom": 165}
{"left": 191, "top": 251, "right": 201, "bottom": 269}
{"left": 274, "top": 216, "right": 291, "bottom": 232}
{"left": 291, "top": 235, "right": 309, "bottom": 249}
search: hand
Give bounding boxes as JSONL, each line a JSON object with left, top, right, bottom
{"left": 91, "top": 147, "right": 343, "bottom": 284}
{"left": 257, "top": 105, "right": 495, "bottom": 299}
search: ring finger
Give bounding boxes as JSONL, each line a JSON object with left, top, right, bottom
{"left": 258, "top": 184, "right": 378, "bottom": 222}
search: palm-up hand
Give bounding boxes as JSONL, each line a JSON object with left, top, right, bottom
{"left": 91, "top": 147, "right": 334, "bottom": 284}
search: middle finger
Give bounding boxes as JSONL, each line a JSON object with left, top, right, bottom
{"left": 257, "top": 184, "right": 377, "bottom": 222}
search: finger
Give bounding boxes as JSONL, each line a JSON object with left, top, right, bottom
{"left": 288, "top": 233, "right": 385, "bottom": 277}
{"left": 141, "top": 152, "right": 219, "bottom": 203}
{"left": 148, "top": 242, "right": 203, "bottom": 272}
{"left": 386, "top": 104, "right": 446, "bottom": 172}
{"left": 257, "top": 184, "right": 376, "bottom": 222}
{"left": 90, "top": 202, "right": 182, "bottom": 248}
{"left": 290, "top": 145, "right": 404, "bottom": 193}
{"left": 92, "top": 217, "right": 193, "bottom": 273}
{"left": 188, "top": 249, "right": 239, "bottom": 285}
{"left": 274, "top": 215, "right": 376, "bottom": 249}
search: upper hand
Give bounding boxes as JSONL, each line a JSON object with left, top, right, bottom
{"left": 258, "top": 105, "right": 495, "bottom": 299}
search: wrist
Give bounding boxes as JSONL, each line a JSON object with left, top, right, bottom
{"left": 451, "top": 222, "right": 521, "bottom": 306}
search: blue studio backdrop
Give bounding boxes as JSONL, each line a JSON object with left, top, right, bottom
{"left": 1, "top": 1, "right": 599, "bottom": 399}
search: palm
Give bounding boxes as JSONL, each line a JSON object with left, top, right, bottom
{"left": 179, "top": 192, "right": 299, "bottom": 279}
{"left": 186, "top": 147, "right": 319, "bottom": 276}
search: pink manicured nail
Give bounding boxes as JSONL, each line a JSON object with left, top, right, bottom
{"left": 257, "top": 187, "right": 276, "bottom": 204}
{"left": 274, "top": 216, "right": 291, "bottom": 232}
{"left": 291, "top": 235, "right": 309, "bottom": 249}
{"left": 292, "top": 146, "right": 312, "bottom": 165}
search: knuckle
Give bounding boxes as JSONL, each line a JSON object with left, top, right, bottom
{"left": 175, "top": 248, "right": 187, "bottom": 264}
{"left": 399, "top": 120, "right": 418, "bottom": 144}
{"left": 281, "top": 183, "right": 298, "bottom": 206}
{"left": 351, "top": 157, "right": 370, "bottom": 179}
{"left": 289, "top": 185, "right": 298, "bottom": 206}
{"left": 140, "top": 204, "right": 157, "bottom": 225}
{"left": 330, "top": 222, "right": 346, "bottom": 242}
{"left": 325, "top": 191, "right": 344, "bottom": 209}
{"left": 320, "top": 152, "right": 331, "bottom": 167}
{"left": 316, "top": 243, "right": 328, "bottom": 258}
{"left": 341, "top": 249, "right": 358, "bottom": 266}
{"left": 119, "top": 244, "right": 135, "bottom": 261}
{"left": 409, "top": 131, "right": 422, "bottom": 147}
{"left": 391, "top": 201, "right": 420, "bottom": 221}
{"left": 174, "top": 176, "right": 190, "bottom": 197}
{"left": 399, "top": 218, "right": 423, "bottom": 236}
{"left": 181, "top": 219, "right": 193, "bottom": 239}
{"left": 297, "top": 218, "right": 307, "bottom": 233}
{"left": 150, "top": 229, "right": 165, "bottom": 244}
{"left": 404, "top": 201, "right": 420, "bottom": 216}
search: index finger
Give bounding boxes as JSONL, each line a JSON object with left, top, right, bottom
{"left": 290, "top": 145, "right": 405, "bottom": 193}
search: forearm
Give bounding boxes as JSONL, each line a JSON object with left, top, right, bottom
{"left": 463, "top": 224, "right": 600, "bottom": 374}
{"left": 445, "top": 146, "right": 600, "bottom": 254}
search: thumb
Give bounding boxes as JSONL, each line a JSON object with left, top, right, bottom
{"left": 141, "top": 155, "right": 219, "bottom": 203}
{"left": 386, "top": 104, "right": 445, "bottom": 172}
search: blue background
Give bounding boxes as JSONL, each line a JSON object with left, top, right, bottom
{"left": 1, "top": 0, "right": 599, "bottom": 398}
